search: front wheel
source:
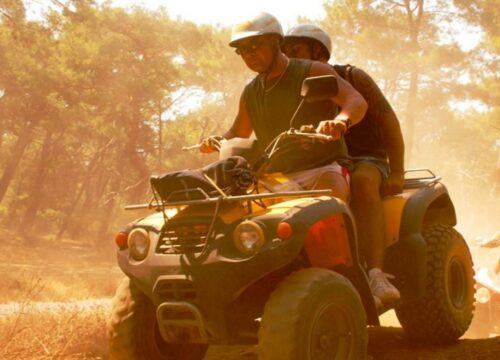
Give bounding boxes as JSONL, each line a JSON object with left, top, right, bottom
{"left": 396, "top": 224, "right": 475, "bottom": 343}
{"left": 107, "top": 277, "right": 208, "bottom": 360}
{"left": 258, "top": 268, "right": 367, "bottom": 360}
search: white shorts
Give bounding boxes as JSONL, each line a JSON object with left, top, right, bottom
{"left": 287, "top": 162, "right": 350, "bottom": 190}
{"left": 261, "top": 162, "right": 350, "bottom": 194}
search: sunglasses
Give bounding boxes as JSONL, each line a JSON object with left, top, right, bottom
{"left": 234, "top": 39, "right": 265, "bottom": 55}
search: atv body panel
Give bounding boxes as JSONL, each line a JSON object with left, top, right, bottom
{"left": 117, "top": 195, "right": 355, "bottom": 343}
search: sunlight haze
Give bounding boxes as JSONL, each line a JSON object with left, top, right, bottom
{"left": 111, "top": 0, "right": 326, "bottom": 27}
{"left": 1, "top": 2, "right": 498, "bottom": 357}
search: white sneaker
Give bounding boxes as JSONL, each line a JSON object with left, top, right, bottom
{"left": 369, "top": 268, "right": 400, "bottom": 304}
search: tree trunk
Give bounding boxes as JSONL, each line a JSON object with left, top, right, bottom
{"left": 403, "top": 0, "right": 424, "bottom": 163}
{"left": 0, "top": 121, "right": 35, "bottom": 203}
{"left": 57, "top": 139, "right": 114, "bottom": 240}
{"left": 158, "top": 100, "right": 163, "bottom": 169}
{"left": 405, "top": 69, "right": 419, "bottom": 161}
{"left": 97, "top": 175, "right": 121, "bottom": 245}
{"left": 124, "top": 111, "right": 150, "bottom": 202}
{"left": 19, "top": 130, "right": 53, "bottom": 235}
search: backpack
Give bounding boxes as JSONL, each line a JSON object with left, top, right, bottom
{"left": 150, "top": 156, "right": 255, "bottom": 202}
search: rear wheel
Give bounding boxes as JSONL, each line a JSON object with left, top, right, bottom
{"left": 258, "top": 268, "right": 367, "bottom": 360}
{"left": 107, "top": 277, "right": 208, "bottom": 360}
{"left": 396, "top": 224, "right": 474, "bottom": 343}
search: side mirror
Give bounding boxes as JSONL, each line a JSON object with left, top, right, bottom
{"left": 301, "top": 75, "right": 338, "bottom": 102}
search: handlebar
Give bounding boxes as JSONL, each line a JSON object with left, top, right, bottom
{"left": 182, "top": 136, "right": 224, "bottom": 152}
{"left": 182, "top": 144, "right": 202, "bottom": 151}
{"left": 182, "top": 127, "right": 335, "bottom": 152}
{"left": 286, "top": 127, "right": 335, "bottom": 142}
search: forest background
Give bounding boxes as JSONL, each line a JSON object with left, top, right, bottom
{"left": 0, "top": 0, "right": 498, "bottom": 250}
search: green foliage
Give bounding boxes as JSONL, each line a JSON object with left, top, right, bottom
{"left": 0, "top": 1, "right": 240, "bottom": 242}
{"left": 319, "top": 0, "right": 499, "bottom": 236}
{"left": 0, "top": 0, "right": 497, "bottom": 243}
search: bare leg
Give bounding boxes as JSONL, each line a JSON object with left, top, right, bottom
{"left": 350, "top": 163, "right": 385, "bottom": 269}
{"left": 313, "top": 171, "right": 349, "bottom": 202}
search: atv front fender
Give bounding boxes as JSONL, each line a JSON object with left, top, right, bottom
{"left": 186, "top": 196, "right": 356, "bottom": 339}
{"left": 190, "top": 196, "right": 354, "bottom": 301}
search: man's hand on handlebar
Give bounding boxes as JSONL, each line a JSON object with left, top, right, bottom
{"left": 294, "top": 125, "right": 333, "bottom": 142}
{"left": 316, "top": 119, "right": 348, "bottom": 141}
{"left": 199, "top": 136, "right": 225, "bottom": 153}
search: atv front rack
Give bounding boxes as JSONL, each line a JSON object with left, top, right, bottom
{"left": 125, "top": 188, "right": 331, "bottom": 211}
{"left": 127, "top": 188, "right": 332, "bottom": 260}
{"left": 127, "top": 168, "right": 443, "bottom": 211}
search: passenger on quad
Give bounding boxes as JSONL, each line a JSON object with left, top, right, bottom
{"left": 282, "top": 24, "right": 405, "bottom": 307}
{"left": 107, "top": 14, "right": 476, "bottom": 360}
{"left": 199, "top": 12, "right": 367, "bottom": 203}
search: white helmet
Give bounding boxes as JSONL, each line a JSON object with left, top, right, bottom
{"left": 229, "top": 12, "right": 284, "bottom": 47}
{"left": 285, "top": 24, "right": 332, "bottom": 59}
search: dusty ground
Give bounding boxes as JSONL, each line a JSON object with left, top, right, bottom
{"left": 203, "top": 334, "right": 500, "bottom": 360}
{"left": 0, "top": 234, "right": 499, "bottom": 359}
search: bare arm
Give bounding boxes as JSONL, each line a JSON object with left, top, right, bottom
{"left": 223, "top": 92, "right": 253, "bottom": 139}
{"left": 309, "top": 61, "right": 368, "bottom": 126}
{"left": 351, "top": 67, "right": 405, "bottom": 194}
{"left": 200, "top": 92, "right": 253, "bottom": 153}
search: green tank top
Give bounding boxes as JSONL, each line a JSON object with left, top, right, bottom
{"left": 243, "top": 59, "right": 349, "bottom": 173}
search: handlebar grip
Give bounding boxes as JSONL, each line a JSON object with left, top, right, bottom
{"left": 183, "top": 136, "right": 224, "bottom": 152}
{"left": 182, "top": 144, "right": 202, "bottom": 151}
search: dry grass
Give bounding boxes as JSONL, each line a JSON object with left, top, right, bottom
{"left": 0, "top": 296, "right": 110, "bottom": 360}
{"left": 0, "top": 234, "right": 122, "bottom": 304}
{"left": 0, "top": 239, "right": 119, "bottom": 360}
{"left": 0, "top": 229, "right": 498, "bottom": 359}
{"left": 0, "top": 270, "right": 121, "bottom": 304}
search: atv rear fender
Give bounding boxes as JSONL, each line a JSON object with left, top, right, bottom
{"left": 385, "top": 182, "right": 457, "bottom": 301}
{"left": 401, "top": 182, "right": 456, "bottom": 234}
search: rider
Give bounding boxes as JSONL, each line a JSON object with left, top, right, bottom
{"left": 200, "top": 12, "right": 368, "bottom": 202}
{"left": 282, "top": 24, "right": 405, "bottom": 306}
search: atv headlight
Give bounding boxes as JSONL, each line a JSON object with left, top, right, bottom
{"left": 128, "top": 228, "right": 150, "bottom": 261}
{"left": 233, "top": 221, "right": 265, "bottom": 255}
{"left": 476, "top": 287, "right": 491, "bottom": 304}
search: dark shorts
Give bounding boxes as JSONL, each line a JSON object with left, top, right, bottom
{"left": 351, "top": 156, "right": 390, "bottom": 179}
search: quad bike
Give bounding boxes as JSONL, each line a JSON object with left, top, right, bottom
{"left": 107, "top": 76, "right": 475, "bottom": 360}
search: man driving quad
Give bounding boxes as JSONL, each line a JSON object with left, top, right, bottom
{"left": 200, "top": 12, "right": 367, "bottom": 204}
{"left": 282, "top": 24, "right": 405, "bottom": 307}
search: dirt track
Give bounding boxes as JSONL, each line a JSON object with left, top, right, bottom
{"left": 1, "top": 298, "right": 499, "bottom": 359}
{"left": 1, "top": 241, "right": 499, "bottom": 359}
{"left": 204, "top": 333, "right": 500, "bottom": 360}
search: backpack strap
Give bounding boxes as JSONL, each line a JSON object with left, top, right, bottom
{"left": 333, "top": 64, "right": 355, "bottom": 85}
